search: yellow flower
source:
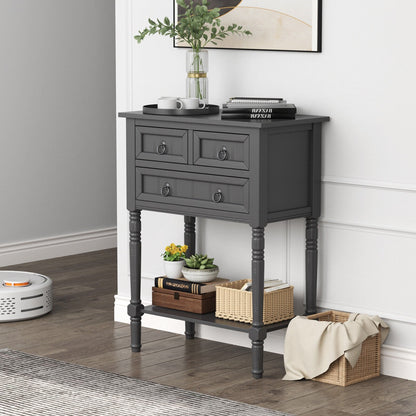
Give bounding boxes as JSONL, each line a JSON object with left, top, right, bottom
{"left": 182, "top": 245, "right": 188, "bottom": 252}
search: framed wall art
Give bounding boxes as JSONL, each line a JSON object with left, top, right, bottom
{"left": 174, "top": 0, "right": 322, "bottom": 52}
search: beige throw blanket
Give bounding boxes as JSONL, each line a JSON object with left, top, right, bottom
{"left": 283, "top": 313, "right": 389, "bottom": 380}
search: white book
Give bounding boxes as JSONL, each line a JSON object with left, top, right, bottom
{"left": 223, "top": 102, "right": 290, "bottom": 109}
{"left": 229, "top": 97, "right": 285, "bottom": 104}
{"left": 264, "top": 283, "right": 290, "bottom": 293}
{"left": 240, "top": 282, "right": 252, "bottom": 291}
{"left": 240, "top": 279, "right": 286, "bottom": 292}
{"left": 264, "top": 279, "right": 283, "bottom": 288}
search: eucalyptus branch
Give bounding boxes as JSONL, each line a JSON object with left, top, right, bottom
{"left": 134, "top": 0, "right": 252, "bottom": 52}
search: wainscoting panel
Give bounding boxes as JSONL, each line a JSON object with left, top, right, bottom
{"left": 322, "top": 179, "right": 416, "bottom": 234}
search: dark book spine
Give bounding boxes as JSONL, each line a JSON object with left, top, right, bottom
{"left": 155, "top": 277, "right": 202, "bottom": 294}
{"left": 221, "top": 113, "right": 296, "bottom": 120}
{"left": 222, "top": 106, "right": 296, "bottom": 114}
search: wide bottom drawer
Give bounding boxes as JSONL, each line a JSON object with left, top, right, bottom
{"left": 136, "top": 168, "right": 249, "bottom": 214}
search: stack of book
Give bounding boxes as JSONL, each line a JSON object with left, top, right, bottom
{"left": 152, "top": 276, "right": 229, "bottom": 314}
{"left": 221, "top": 97, "right": 297, "bottom": 120}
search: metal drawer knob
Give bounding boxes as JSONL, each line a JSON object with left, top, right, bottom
{"left": 157, "top": 141, "right": 167, "bottom": 155}
{"left": 217, "top": 146, "right": 228, "bottom": 161}
{"left": 212, "top": 189, "right": 223, "bottom": 203}
{"left": 161, "top": 183, "right": 171, "bottom": 197}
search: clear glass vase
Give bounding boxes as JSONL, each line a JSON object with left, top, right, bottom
{"left": 186, "top": 49, "right": 208, "bottom": 104}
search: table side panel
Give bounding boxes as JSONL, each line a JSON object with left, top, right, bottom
{"left": 266, "top": 125, "right": 313, "bottom": 218}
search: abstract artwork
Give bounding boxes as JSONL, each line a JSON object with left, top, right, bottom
{"left": 175, "top": 0, "right": 322, "bottom": 52}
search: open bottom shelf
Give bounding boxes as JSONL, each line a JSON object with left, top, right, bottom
{"left": 143, "top": 305, "right": 291, "bottom": 333}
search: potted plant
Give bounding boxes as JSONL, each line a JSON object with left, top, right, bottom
{"left": 182, "top": 254, "right": 219, "bottom": 282}
{"left": 134, "top": 0, "right": 251, "bottom": 103}
{"left": 162, "top": 243, "right": 188, "bottom": 279}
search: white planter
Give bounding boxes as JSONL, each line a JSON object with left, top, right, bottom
{"left": 182, "top": 266, "right": 219, "bottom": 283}
{"left": 163, "top": 259, "right": 185, "bottom": 279}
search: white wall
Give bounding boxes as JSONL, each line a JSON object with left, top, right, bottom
{"left": 116, "top": 0, "right": 416, "bottom": 380}
{"left": 0, "top": 0, "right": 117, "bottom": 266}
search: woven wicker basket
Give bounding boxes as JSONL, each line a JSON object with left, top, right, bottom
{"left": 307, "top": 310, "right": 381, "bottom": 386}
{"left": 215, "top": 279, "right": 294, "bottom": 325}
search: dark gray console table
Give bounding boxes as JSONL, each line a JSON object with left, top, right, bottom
{"left": 119, "top": 111, "right": 329, "bottom": 378}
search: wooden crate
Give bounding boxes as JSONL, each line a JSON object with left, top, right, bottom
{"left": 152, "top": 287, "right": 215, "bottom": 314}
{"left": 215, "top": 279, "right": 294, "bottom": 325}
{"left": 307, "top": 310, "right": 381, "bottom": 386}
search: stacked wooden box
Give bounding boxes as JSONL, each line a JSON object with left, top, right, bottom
{"left": 152, "top": 277, "right": 229, "bottom": 314}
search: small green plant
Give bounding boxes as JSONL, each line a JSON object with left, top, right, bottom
{"left": 184, "top": 254, "right": 216, "bottom": 269}
{"left": 162, "top": 243, "right": 188, "bottom": 261}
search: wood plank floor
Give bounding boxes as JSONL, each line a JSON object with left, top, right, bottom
{"left": 1, "top": 249, "right": 415, "bottom": 415}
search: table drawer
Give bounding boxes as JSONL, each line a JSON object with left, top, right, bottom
{"left": 193, "top": 131, "right": 249, "bottom": 170}
{"left": 136, "top": 126, "right": 188, "bottom": 164}
{"left": 136, "top": 168, "right": 249, "bottom": 214}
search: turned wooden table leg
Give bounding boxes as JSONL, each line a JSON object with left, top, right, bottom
{"left": 249, "top": 226, "right": 267, "bottom": 379}
{"left": 128, "top": 210, "right": 144, "bottom": 351}
{"left": 305, "top": 217, "right": 318, "bottom": 315}
{"left": 184, "top": 216, "right": 196, "bottom": 339}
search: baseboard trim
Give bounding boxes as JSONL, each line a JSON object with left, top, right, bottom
{"left": 381, "top": 345, "right": 416, "bottom": 381}
{"left": 0, "top": 227, "right": 117, "bottom": 267}
{"left": 114, "top": 295, "right": 416, "bottom": 380}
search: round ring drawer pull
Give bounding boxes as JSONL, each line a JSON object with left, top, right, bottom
{"left": 161, "top": 183, "right": 171, "bottom": 197}
{"left": 157, "top": 141, "right": 167, "bottom": 155}
{"left": 212, "top": 189, "right": 223, "bottom": 203}
{"left": 217, "top": 146, "right": 228, "bottom": 161}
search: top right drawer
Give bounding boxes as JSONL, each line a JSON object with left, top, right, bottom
{"left": 193, "top": 131, "right": 250, "bottom": 170}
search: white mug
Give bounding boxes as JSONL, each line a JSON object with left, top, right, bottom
{"left": 157, "top": 97, "right": 183, "bottom": 110}
{"left": 180, "top": 97, "right": 205, "bottom": 110}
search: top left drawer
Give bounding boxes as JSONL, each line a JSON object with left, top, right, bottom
{"left": 135, "top": 126, "right": 188, "bottom": 164}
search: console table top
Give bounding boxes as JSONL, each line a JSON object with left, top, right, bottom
{"left": 119, "top": 111, "right": 329, "bottom": 129}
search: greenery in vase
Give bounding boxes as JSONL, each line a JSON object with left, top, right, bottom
{"left": 162, "top": 243, "right": 188, "bottom": 261}
{"left": 134, "top": 0, "right": 252, "bottom": 53}
{"left": 184, "top": 254, "right": 216, "bottom": 270}
{"left": 134, "top": 0, "right": 251, "bottom": 100}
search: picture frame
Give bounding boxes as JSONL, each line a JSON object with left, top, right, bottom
{"left": 174, "top": 0, "right": 322, "bottom": 53}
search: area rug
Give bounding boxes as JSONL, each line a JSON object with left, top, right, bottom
{"left": 0, "top": 349, "right": 290, "bottom": 416}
